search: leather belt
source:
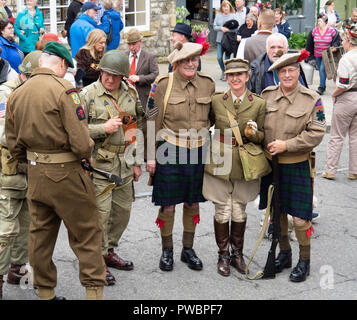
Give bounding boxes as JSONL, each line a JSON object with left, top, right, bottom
{"left": 264, "top": 150, "right": 310, "bottom": 164}
{"left": 161, "top": 134, "right": 205, "bottom": 149}
{"left": 27, "top": 151, "right": 78, "bottom": 164}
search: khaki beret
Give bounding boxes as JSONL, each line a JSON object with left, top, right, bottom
{"left": 125, "top": 28, "right": 143, "bottom": 44}
{"left": 167, "top": 42, "right": 202, "bottom": 65}
{"left": 224, "top": 58, "right": 250, "bottom": 74}
{"left": 268, "top": 49, "right": 310, "bottom": 72}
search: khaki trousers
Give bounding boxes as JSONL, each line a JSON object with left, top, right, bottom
{"left": 94, "top": 177, "right": 134, "bottom": 256}
{"left": 202, "top": 173, "right": 259, "bottom": 223}
{"left": 0, "top": 190, "right": 30, "bottom": 275}
{"left": 27, "top": 162, "right": 106, "bottom": 288}
{"left": 325, "top": 91, "right": 357, "bottom": 174}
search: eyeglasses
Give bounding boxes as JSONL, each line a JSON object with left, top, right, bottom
{"left": 277, "top": 67, "right": 299, "bottom": 75}
{"left": 181, "top": 56, "right": 200, "bottom": 64}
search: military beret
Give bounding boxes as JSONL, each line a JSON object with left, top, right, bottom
{"left": 167, "top": 42, "right": 202, "bottom": 65}
{"left": 224, "top": 58, "right": 250, "bottom": 74}
{"left": 43, "top": 41, "right": 74, "bottom": 68}
{"left": 268, "top": 49, "right": 310, "bottom": 72}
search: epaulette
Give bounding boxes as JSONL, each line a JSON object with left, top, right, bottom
{"left": 197, "top": 71, "right": 215, "bottom": 83}
{"left": 212, "top": 91, "right": 224, "bottom": 96}
{"left": 155, "top": 74, "right": 169, "bottom": 84}
{"left": 299, "top": 85, "right": 320, "bottom": 100}
{"left": 261, "top": 85, "right": 279, "bottom": 94}
{"left": 249, "top": 92, "right": 265, "bottom": 101}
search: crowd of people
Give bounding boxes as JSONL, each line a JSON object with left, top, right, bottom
{"left": 0, "top": 0, "right": 356, "bottom": 301}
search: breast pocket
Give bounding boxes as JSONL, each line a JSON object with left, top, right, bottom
{"left": 195, "top": 97, "right": 211, "bottom": 123}
{"left": 284, "top": 109, "right": 307, "bottom": 134}
{"left": 166, "top": 96, "right": 187, "bottom": 122}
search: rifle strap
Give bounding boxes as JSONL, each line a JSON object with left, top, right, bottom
{"left": 245, "top": 184, "right": 274, "bottom": 280}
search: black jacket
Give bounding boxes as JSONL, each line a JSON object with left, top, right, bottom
{"left": 64, "top": 0, "right": 83, "bottom": 37}
{"left": 221, "top": 31, "right": 238, "bottom": 56}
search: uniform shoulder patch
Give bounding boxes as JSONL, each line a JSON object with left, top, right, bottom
{"left": 339, "top": 77, "right": 349, "bottom": 85}
{"left": 66, "top": 88, "right": 78, "bottom": 95}
{"left": 71, "top": 92, "right": 81, "bottom": 105}
{"left": 76, "top": 106, "right": 86, "bottom": 121}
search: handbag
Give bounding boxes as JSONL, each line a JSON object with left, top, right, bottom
{"left": 226, "top": 109, "right": 271, "bottom": 181}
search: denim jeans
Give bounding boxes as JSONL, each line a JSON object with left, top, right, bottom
{"left": 315, "top": 56, "right": 326, "bottom": 89}
{"left": 216, "top": 42, "right": 232, "bottom": 73}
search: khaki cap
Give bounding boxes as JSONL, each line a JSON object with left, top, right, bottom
{"left": 268, "top": 49, "right": 310, "bottom": 72}
{"left": 125, "top": 28, "right": 143, "bottom": 44}
{"left": 167, "top": 42, "right": 202, "bottom": 65}
{"left": 224, "top": 58, "right": 250, "bottom": 74}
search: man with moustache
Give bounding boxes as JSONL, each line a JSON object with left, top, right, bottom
{"left": 146, "top": 42, "right": 214, "bottom": 272}
{"left": 248, "top": 33, "right": 308, "bottom": 94}
{"left": 259, "top": 50, "right": 326, "bottom": 282}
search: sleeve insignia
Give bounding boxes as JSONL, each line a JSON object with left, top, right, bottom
{"left": 315, "top": 99, "right": 323, "bottom": 109}
{"left": 339, "top": 77, "right": 349, "bottom": 85}
{"left": 65, "top": 88, "right": 78, "bottom": 95}
{"left": 71, "top": 92, "right": 81, "bottom": 105}
{"left": 316, "top": 110, "right": 325, "bottom": 122}
{"left": 76, "top": 106, "right": 86, "bottom": 120}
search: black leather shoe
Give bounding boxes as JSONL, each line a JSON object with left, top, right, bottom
{"left": 159, "top": 248, "right": 174, "bottom": 271}
{"left": 316, "top": 87, "right": 326, "bottom": 95}
{"left": 180, "top": 247, "right": 203, "bottom": 270}
{"left": 275, "top": 250, "right": 292, "bottom": 273}
{"left": 289, "top": 259, "right": 310, "bottom": 282}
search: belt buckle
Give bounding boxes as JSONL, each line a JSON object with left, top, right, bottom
{"left": 34, "top": 152, "right": 39, "bottom": 160}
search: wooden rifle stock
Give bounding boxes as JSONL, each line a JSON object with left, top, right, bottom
{"left": 262, "top": 155, "right": 281, "bottom": 279}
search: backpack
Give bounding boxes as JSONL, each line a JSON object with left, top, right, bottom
{"left": 106, "top": 15, "right": 113, "bottom": 44}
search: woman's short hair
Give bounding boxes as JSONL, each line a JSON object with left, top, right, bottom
{"left": 0, "top": 19, "right": 13, "bottom": 35}
{"left": 246, "top": 13, "right": 257, "bottom": 24}
{"left": 219, "top": 0, "right": 235, "bottom": 14}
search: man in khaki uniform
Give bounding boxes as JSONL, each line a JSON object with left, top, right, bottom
{"left": 260, "top": 50, "right": 326, "bottom": 282}
{"left": 5, "top": 42, "right": 106, "bottom": 300}
{"left": 0, "top": 51, "right": 42, "bottom": 300}
{"left": 146, "top": 42, "right": 215, "bottom": 271}
{"left": 203, "top": 58, "right": 267, "bottom": 277}
{"left": 80, "top": 50, "right": 144, "bottom": 286}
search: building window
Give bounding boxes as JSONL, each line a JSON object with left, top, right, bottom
{"left": 16, "top": 0, "right": 70, "bottom": 34}
{"left": 123, "top": 0, "right": 150, "bottom": 31}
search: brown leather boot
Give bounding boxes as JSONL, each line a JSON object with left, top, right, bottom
{"left": 7, "top": 264, "right": 28, "bottom": 285}
{"left": 214, "top": 219, "right": 230, "bottom": 276}
{"left": 230, "top": 221, "right": 247, "bottom": 274}
{"left": 0, "top": 275, "right": 3, "bottom": 300}
{"left": 104, "top": 248, "right": 134, "bottom": 271}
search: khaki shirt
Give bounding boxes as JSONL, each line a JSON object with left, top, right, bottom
{"left": 5, "top": 68, "right": 94, "bottom": 162}
{"left": 262, "top": 83, "right": 326, "bottom": 160}
{"left": 336, "top": 48, "right": 357, "bottom": 90}
{"left": 205, "top": 89, "right": 266, "bottom": 180}
{"left": 80, "top": 79, "right": 144, "bottom": 179}
{"left": 146, "top": 70, "right": 215, "bottom": 159}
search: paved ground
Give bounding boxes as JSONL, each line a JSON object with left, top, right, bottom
{"left": 2, "top": 47, "right": 357, "bottom": 305}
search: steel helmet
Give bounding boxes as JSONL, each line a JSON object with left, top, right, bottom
{"left": 98, "top": 50, "right": 130, "bottom": 77}
{"left": 18, "top": 50, "right": 42, "bottom": 76}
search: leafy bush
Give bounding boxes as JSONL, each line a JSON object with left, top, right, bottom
{"left": 288, "top": 32, "right": 308, "bottom": 49}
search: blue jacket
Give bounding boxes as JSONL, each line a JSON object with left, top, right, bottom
{"left": 69, "top": 13, "right": 98, "bottom": 58}
{"left": 99, "top": 9, "right": 124, "bottom": 51}
{"left": 14, "top": 7, "right": 45, "bottom": 53}
{"left": 0, "top": 36, "right": 23, "bottom": 73}
{"left": 277, "top": 20, "right": 292, "bottom": 39}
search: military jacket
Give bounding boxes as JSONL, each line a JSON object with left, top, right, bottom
{"left": 146, "top": 70, "right": 215, "bottom": 160}
{"left": 336, "top": 48, "right": 357, "bottom": 90}
{"left": 5, "top": 68, "right": 94, "bottom": 162}
{"left": 205, "top": 89, "right": 266, "bottom": 181}
{"left": 262, "top": 83, "right": 326, "bottom": 160}
{"left": 80, "top": 79, "right": 144, "bottom": 180}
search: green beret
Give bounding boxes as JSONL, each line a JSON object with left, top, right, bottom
{"left": 43, "top": 41, "right": 74, "bottom": 68}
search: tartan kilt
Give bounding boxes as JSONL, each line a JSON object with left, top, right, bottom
{"left": 152, "top": 141, "right": 207, "bottom": 207}
{"left": 259, "top": 160, "right": 313, "bottom": 221}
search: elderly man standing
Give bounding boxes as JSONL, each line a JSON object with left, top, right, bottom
{"left": 80, "top": 50, "right": 144, "bottom": 286}
{"left": 125, "top": 28, "right": 159, "bottom": 110}
{"left": 146, "top": 42, "right": 215, "bottom": 272}
{"left": 69, "top": 1, "right": 99, "bottom": 58}
{"left": 248, "top": 33, "right": 308, "bottom": 94}
{"left": 5, "top": 42, "right": 106, "bottom": 299}
{"left": 260, "top": 51, "right": 326, "bottom": 282}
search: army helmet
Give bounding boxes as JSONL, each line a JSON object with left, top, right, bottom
{"left": 18, "top": 50, "right": 42, "bottom": 76}
{"left": 98, "top": 50, "right": 130, "bottom": 77}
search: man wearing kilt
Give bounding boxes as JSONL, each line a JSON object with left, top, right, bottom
{"left": 259, "top": 50, "right": 326, "bottom": 282}
{"left": 146, "top": 42, "right": 215, "bottom": 271}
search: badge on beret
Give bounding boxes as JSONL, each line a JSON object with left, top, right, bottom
{"left": 71, "top": 93, "right": 81, "bottom": 105}
{"left": 339, "top": 77, "right": 349, "bottom": 85}
{"left": 76, "top": 106, "right": 86, "bottom": 121}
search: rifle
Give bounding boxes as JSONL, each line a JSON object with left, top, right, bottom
{"left": 262, "top": 154, "right": 281, "bottom": 279}
{"left": 80, "top": 160, "right": 124, "bottom": 186}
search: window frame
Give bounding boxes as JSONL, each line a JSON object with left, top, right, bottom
{"left": 123, "top": 0, "right": 150, "bottom": 31}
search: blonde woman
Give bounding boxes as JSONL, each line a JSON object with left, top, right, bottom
{"left": 75, "top": 28, "right": 107, "bottom": 87}
{"left": 213, "top": 0, "right": 238, "bottom": 80}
